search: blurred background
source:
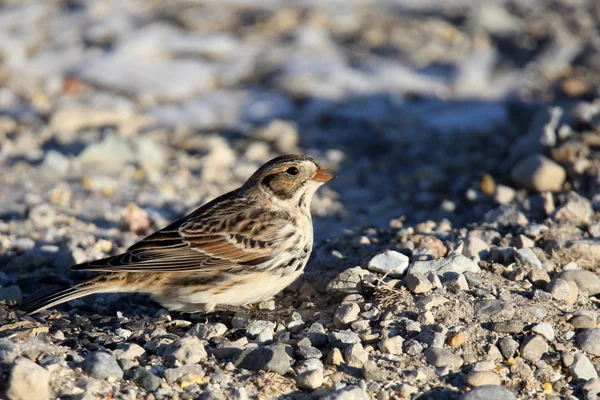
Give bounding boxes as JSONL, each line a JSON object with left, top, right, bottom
{"left": 1, "top": 0, "right": 599, "bottom": 252}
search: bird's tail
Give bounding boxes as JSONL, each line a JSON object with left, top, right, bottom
{"left": 23, "top": 277, "right": 110, "bottom": 315}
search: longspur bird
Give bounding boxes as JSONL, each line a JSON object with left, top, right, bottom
{"left": 24, "top": 154, "right": 334, "bottom": 314}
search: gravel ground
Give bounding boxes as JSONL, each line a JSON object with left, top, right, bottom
{"left": 1, "top": 0, "right": 600, "bottom": 399}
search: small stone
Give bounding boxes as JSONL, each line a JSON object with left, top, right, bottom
{"left": 409, "top": 253, "right": 481, "bottom": 275}
{"left": 558, "top": 270, "right": 600, "bottom": 296}
{"left": 417, "top": 236, "right": 448, "bottom": 259}
{"left": 234, "top": 344, "right": 292, "bottom": 375}
{"left": 474, "top": 300, "right": 515, "bottom": 321}
{"left": 569, "top": 354, "right": 599, "bottom": 381}
{"left": 6, "top": 357, "right": 50, "bottom": 400}
{"left": 528, "top": 268, "right": 550, "bottom": 287}
{"left": 343, "top": 343, "right": 368, "bottom": 368}
{"left": 490, "top": 321, "right": 525, "bottom": 334}
{"left": 442, "top": 273, "right": 469, "bottom": 292}
{"left": 83, "top": 351, "right": 124, "bottom": 379}
{"left": 0, "top": 285, "right": 22, "bottom": 305}
{"left": 531, "top": 322, "right": 555, "bottom": 341}
{"left": 576, "top": 329, "right": 600, "bottom": 356}
{"left": 462, "top": 237, "right": 490, "bottom": 260}
{"left": 465, "top": 371, "right": 501, "bottom": 387}
{"left": 362, "top": 360, "right": 388, "bottom": 382}
{"left": 510, "top": 154, "right": 566, "bottom": 192}
{"left": 246, "top": 320, "right": 276, "bottom": 337}
{"left": 296, "top": 368, "right": 323, "bottom": 390}
{"left": 520, "top": 335, "right": 548, "bottom": 362}
{"left": 415, "top": 330, "right": 446, "bottom": 348}
{"left": 510, "top": 234, "right": 535, "bottom": 249}
{"left": 164, "top": 364, "right": 205, "bottom": 384}
{"left": 424, "top": 348, "right": 463, "bottom": 369}
{"left": 306, "top": 323, "right": 328, "bottom": 347}
{"left": 378, "top": 336, "right": 404, "bottom": 355}
{"left": 398, "top": 384, "right": 419, "bottom": 398}
{"left": 328, "top": 330, "right": 361, "bottom": 348}
{"left": 547, "top": 278, "right": 578, "bottom": 304}
{"left": 484, "top": 205, "right": 528, "bottom": 227}
{"left": 367, "top": 250, "right": 410, "bottom": 277}
{"left": 459, "top": 385, "right": 517, "bottom": 400}
{"left": 404, "top": 339, "right": 424, "bottom": 356}
{"left": 447, "top": 332, "right": 466, "bottom": 347}
{"left": 325, "top": 348, "right": 343, "bottom": 366}
{"left": 255, "top": 328, "right": 273, "bottom": 344}
{"left": 554, "top": 191, "right": 594, "bottom": 225}
{"left": 320, "top": 386, "right": 369, "bottom": 400}
{"left": 326, "top": 267, "right": 370, "bottom": 295}
{"left": 334, "top": 303, "right": 361, "bottom": 328}
{"left": 583, "top": 378, "right": 600, "bottom": 399}
{"left": 163, "top": 336, "right": 207, "bottom": 365}
{"left": 113, "top": 343, "right": 146, "bottom": 360}
{"left": 498, "top": 337, "right": 519, "bottom": 359}
{"left": 463, "top": 271, "right": 484, "bottom": 287}
{"left": 295, "top": 346, "right": 322, "bottom": 360}
{"left": 28, "top": 203, "right": 56, "bottom": 228}
{"left": 131, "top": 366, "right": 161, "bottom": 391}
{"left": 494, "top": 184, "right": 516, "bottom": 205}
{"left": 571, "top": 315, "right": 597, "bottom": 329}
{"left": 187, "top": 323, "right": 228, "bottom": 340}
{"left": 404, "top": 272, "right": 433, "bottom": 294}
{"left": 514, "top": 248, "right": 542, "bottom": 269}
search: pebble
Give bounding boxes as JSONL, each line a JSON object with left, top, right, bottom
{"left": 164, "top": 364, "right": 205, "bottom": 384}
{"left": 325, "top": 348, "right": 344, "bottom": 366}
{"left": 510, "top": 154, "right": 566, "bottom": 192}
{"left": 5, "top": 357, "right": 50, "bottom": 400}
{"left": 131, "top": 366, "right": 161, "bottom": 391}
{"left": 343, "top": 343, "right": 368, "bottom": 368}
{"left": 306, "top": 323, "right": 328, "bottom": 347}
{"left": 498, "top": 337, "right": 519, "bottom": 359}
{"left": 246, "top": 320, "right": 276, "bottom": 336}
{"left": 0, "top": 285, "right": 22, "bottom": 305}
{"left": 490, "top": 321, "right": 525, "bottom": 334}
{"left": 459, "top": 385, "right": 517, "bottom": 400}
{"left": 334, "top": 303, "right": 361, "bottom": 328}
{"left": 547, "top": 278, "right": 578, "bottom": 304}
{"left": 528, "top": 268, "right": 550, "bottom": 287}
{"left": 569, "top": 354, "right": 598, "bottom": 381}
{"left": 367, "top": 250, "right": 409, "bottom": 278}
{"left": 447, "top": 332, "right": 466, "bottom": 347}
{"left": 28, "top": 203, "right": 56, "bottom": 228}
{"left": 474, "top": 300, "right": 515, "bottom": 320}
{"left": 362, "top": 360, "right": 388, "bottom": 382}
{"left": 554, "top": 191, "right": 594, "bottom": 225}
{"left": 576, "top": 329, "right": 600, "bottom": 356}
{"left": 233, "top": 344, "right": 292, "bottom": 375}
{"left": 404, "top": 339, "right": 424, "bottom": 356}
{"left": 513, "top": 248, "right": 542, "bottom": 269}
{"left": 484, "top": 205, "right": 528, "bottom": 227}
{"left": 83, "top": 351, "right": 124, "bottom": 380}
{"left": 162, "top": 336, "right": 207, "bottom": 365}
{"left": 326, "top": 267, "right": 370, "bottom": 295}
{"left": 409, "top": 253, "right": 480, "bottom": 275}
{"left": 378, "top": 336, "right": 404, "bottom": 355}
{"left": 295, "top": 359, "right": 324, "bottom": 390}
{"left": 328, "top": 330, "right": 361, "bottom": 348}
{"left": 520, "top": 335, "right": 548, "bottom": 362}
{"left": 404, "top": 272, "right": 433, "bottom": 293}
{"left": 571, "top": 315, "right": 597, "bottom": 329}
{"left": 423, "top": 348, "right": 464, "bottom": 369}
{"left": 320, "top": 386, "right": 370, "bottom": 400}
{"left": 558, "top": 270, "right": 600, "bottom": 296}
{"left": 531, "top": 322, "right": 555, "bottom": 341}
{"left": 442, "top": 273, "right": 469, "bottom": 291}
{"left": 462, "top": 237, "right": 490, "bottom": 260}
{"left": 187, "top": 323, "right": 228, "bottom": 339}
{"left": 295, "top": 345, "right": 322, "bottom": 360}
{"left": 112, "top": 343, "right": 146, "bottom": 360}
{"left": 465, "top": 371, "right": 501, "bottom": 387}
{"left": 583, "top": 378, "right": 600, "bottom": 399}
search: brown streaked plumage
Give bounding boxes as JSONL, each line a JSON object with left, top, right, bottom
{"left": 24, "top": 154, "right": 334, "bottom": 315}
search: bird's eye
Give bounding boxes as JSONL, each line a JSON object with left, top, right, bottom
{"left": 285, "top": 167, "right": 299, "bottom": 175}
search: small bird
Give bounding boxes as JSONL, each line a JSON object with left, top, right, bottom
{"left": 24, "top": 154, "right": 334, "bottom": 315}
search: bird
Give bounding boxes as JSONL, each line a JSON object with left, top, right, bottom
{"left": 24, "top": 154, "right": 334, "bottom": 315}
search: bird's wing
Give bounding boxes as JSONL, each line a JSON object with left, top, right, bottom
{"left": 70, "top": 199, "right": 298, "bottom": 273}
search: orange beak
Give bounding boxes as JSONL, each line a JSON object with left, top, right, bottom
{"left": 313, "top": 167, "right": 335, "bottom": 183}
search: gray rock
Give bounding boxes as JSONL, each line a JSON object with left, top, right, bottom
{"left": 462, "top": 237, "right": 490, "bottom": 260}
{"left": 0, "top": 285, "right": 22, "bottom": 305}
{"left": 234, "top": 344, "right": 292, "bottom": 375}
{"left": 510, "top": 154, "right": 566, "bottom": 192}
{"left": 490, "top": 321, "right": 525, "bottom": 334}
{"left": 164, "top": 364, "right": 205, "bottom": 384}
{"left": 577, "top": 329, "right": 600, "bottom": 356}
{"left": 343, "top": 343, "right": 368, "bottom": 368}
{"left": 306, "top": 323, "right": 328, "bottom": 347}
{"left": 246, "top": 320, "right": 276, "bottom": 337}
{"left": 187, "top": 323, "right": 228, "bottom": 339}
{"left": 459, "top": 385, "right": 516, "bottom": 400}
{"left": 162, "top": 336, "right": 207, "bottom": 365}
{"left": 83, "top": 351, "right": 124, "bottom": 379}
{"left": 558, "top": 270, "right": 600, "bottom": 295}
{"left": 531, "top": 322, "right": 555, "bottom": 341}
{"left": 214, "top": 341, "right": 245, "bottom": 360}
{"left": 520, "top": 335, "right": 548, "bottom": 362}
{"left": 378, "top": 336, "right": 404, "bottom": 355}
{"left": 484, "top": 205, "right": 528, "bottom": 227}
{"left": 404, "top": 272, "right": 433, "bottom": 293}
{"left": 528, "top": 268, "right": 550, "bottom": 287}
{"left": 464, "top": 271, "right": 484, "bottom": 287}
{"left": 442, "top": 273, "right": 469, "bottom": 292}
{"left": 295, "top": 345, "right": 322, "bottom": 360}
{"left": 474, "top": 300, "right": 515, "bottom": 320}
{"left": 326, "top": 266, "right": 370, "bottom": 295}
{"left": 5, "top": 357, "right": 50, "bottom": 400}
{"left": 131, "top": 366, "right": 161, "bottom": 391}
{"left": 409, "top": 253, "right": 480, "bottom": 276}
{"left": 296, "top": 367, "right": 323, "bottom": 390}
{"left": 465, "top": 371, "right": 501, "bottom": 387}
{"left": 319, "top": 386, "right": 370, "bottom": 400}
{"left": 415, "top": 330, "right": 446, "bottom": 348}
{"left": 404, "top": 339, "right": 424, "bottom": 356}
{"left": 571, "top": 315, "right": 597, "bottom": 329}
{"left": 333, "top": 303, "right": 360, "bottom": 328}
{"left": 569, "top": 354, "right": 598, "bottom": 381}
{"left": 112, "top": 343, "right": 146, "bottom": 360}
{"left": 513, "top": 248, "right": 542, "bottom": 269}
{"left": 554, "top": 191, "right": 594, "bottom": 225}
{"left": 367, "top": 250, "right": 409, "bottom": 277}
{"left": 424, "top": 347, "right": 463, "bottom": 369}
{"left": 362, "top": 360, "right": 388, "bottom": 382}
{"left": 547, "top": 278, "right": 577, "bottom": 303}
{"left": 498, "top": 337, "right": 519, "bottom": 359}
{"left": 328, "top": 330, "right": 361, "bottom": 348}
{"left": 28, "top": 203, "right": 56, "bottom": 228}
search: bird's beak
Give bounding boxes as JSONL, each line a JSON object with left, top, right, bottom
{"left": 313, "top": 167, "right": 335, "bottom": 183}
